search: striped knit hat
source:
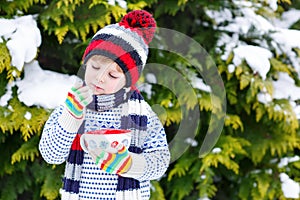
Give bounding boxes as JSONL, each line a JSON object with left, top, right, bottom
{"left": 82, "top": 10, "right": 156, "bottom": 87}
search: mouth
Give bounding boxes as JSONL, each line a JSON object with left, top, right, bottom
{"left": 91, "top": 84, "right": 104, "bottom": 92}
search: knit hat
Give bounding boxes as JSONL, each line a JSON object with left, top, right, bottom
{"left": 82, "top": 10, "right": 156, "bottom": 87}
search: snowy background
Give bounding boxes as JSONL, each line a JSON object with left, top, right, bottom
{"left": 0, "top": 0, "right": 300, "bottom": 198}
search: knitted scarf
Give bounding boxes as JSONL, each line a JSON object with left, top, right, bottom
{"left": 60, "top": 87, "right": 149, "bottom": 200}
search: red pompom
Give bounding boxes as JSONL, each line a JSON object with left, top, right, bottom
{"left": 119, "top": 10, "right": 156, "bottom": 45}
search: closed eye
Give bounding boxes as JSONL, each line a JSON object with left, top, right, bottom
{"left": 109, "top": 73, "right": 118, "bottom": 79}
{"left": 92, "top": 65, "right": 100, "bottom": 70}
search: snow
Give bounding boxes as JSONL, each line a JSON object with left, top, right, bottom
{"left": 16, "top": 61, "right": 77, "bottom": 109}
{"left": 190, "top": 75, "right": 212, "bottom": 93}
{"left": 278, "top": 156, "right": 300, "bottom": 168}
{"left": 0, "top": 82, "right": 15, "bottom": 107}
{"left": 232, "top": 45, "right": 272, "bottom": 80}
{"left": 266, "top": 0, "right": 278, "bottom": 11}
{"left": 138, "top": 82, "right": 152, "bottom": 99}
{"left": 205, "top": 8, "right": 232, "bottom": 25}
{"left": 271, "top": 29, "right": 300, "bottom": 52}
{"left": 145, "top": 73, "right": 157, "bottom": 84}
{"left": 272, "top": 72, "right": 300, "bottom": 101}
{"left": 0, "top": 16, "right": 77, "bottom": 109}
{"left": 271, "top": 9, "right": 300, "bottom": 28}
{"left": 212, "top": 0, "right": 300, "bottom": 118}
{"left": 218, "top": 7, "right": 275, "bottom": 35}
{"left": 185, "top": 137, "right": 198, "bottom": 147}
{"left": 257, "top": 72, "right": 300, "bottom": 118}
{"left": 0, "top": 15, "right": 41, "bottom": 71}
{"left": 228, "top": 64, "right": 235, "bottom": 73}
{"left": 107, "top": 0, "right": 127, "bottom": 9}
{"left": 271, "top": 29, "right": 300, "bottom": 73}
{"left": 198, "top": 197, "right": 210, "bottom": 200}
{"left": 257, "top": 92, "right": 272, "bottom": 104}
{"left": 211, "top": 147, "right": 222, "bottom": 154}
{"left": 278, "top": 156, "right": 300, "bottom": 199}
{"left": 280, "top": 173, "right": 300, "bottom": 198}
{"left": 24, "top": 111, "right": 32, "bottom": 120}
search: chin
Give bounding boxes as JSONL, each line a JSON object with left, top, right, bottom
{"left": 94, "top": 92, "right": 104, "bottom": 95}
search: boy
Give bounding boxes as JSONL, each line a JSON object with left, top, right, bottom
{"left": 39, "top": 10, "right": 170, "bottom": 200}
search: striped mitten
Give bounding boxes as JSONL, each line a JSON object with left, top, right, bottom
{"left": 65, "top": 79, "right": 93, "bottom": 119}
{"left": 89, "top": 141, "right": 132, "bottom": 174}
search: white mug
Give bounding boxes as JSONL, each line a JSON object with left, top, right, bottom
{"left": 80, "top": 129, "right": 131, "bottom": 153}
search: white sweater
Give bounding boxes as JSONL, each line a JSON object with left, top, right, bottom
{"left": 39, "top": 103, "right": 170, "bottom": 200}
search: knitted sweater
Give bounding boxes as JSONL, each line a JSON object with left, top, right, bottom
{"left": 39, "top": 101, "right": 170, "bottom": 200}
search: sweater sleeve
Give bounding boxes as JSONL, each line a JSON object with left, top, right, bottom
{"left": 121, "top": 107, "right": 170, "bottom": 181}
{"left": 39, "top": 105, "right": 84, "bottom": 164}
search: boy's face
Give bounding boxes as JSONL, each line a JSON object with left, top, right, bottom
{"left": 85, "top": 55, "right": 126, "bottom": 95}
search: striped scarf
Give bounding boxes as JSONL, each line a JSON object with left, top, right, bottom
{"left": 60, "top": 88, "right": 149, "bottom": 200}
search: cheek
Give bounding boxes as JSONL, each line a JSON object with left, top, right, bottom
{"left": 107, "top": 79, "right": 125, "bottom": 92}
{"left": 84, "top": 70, "right": 94, "bottom": 84}
{"left": 119, "top": 78, "right": 126, "bottom": 87}
{"left": 115, "top": 78, "right": 126, "bottom": 89}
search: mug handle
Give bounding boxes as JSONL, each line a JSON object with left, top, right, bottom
{"left": 80, "top": 134, "right": 89, "bottom": 153}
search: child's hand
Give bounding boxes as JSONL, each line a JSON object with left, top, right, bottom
{"left": 89, "top": 141, "right": 132, "bottom": 174}
{"left": 65, "top": 79, "right": 93, "bottom": 119}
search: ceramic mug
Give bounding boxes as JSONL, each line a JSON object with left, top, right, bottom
{"left": 80, "top": 129, "right": 131, "bottom": 153}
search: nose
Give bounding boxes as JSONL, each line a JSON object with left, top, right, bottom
{"left": 96, "top": 70, "right": 105, "bottom": 83}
